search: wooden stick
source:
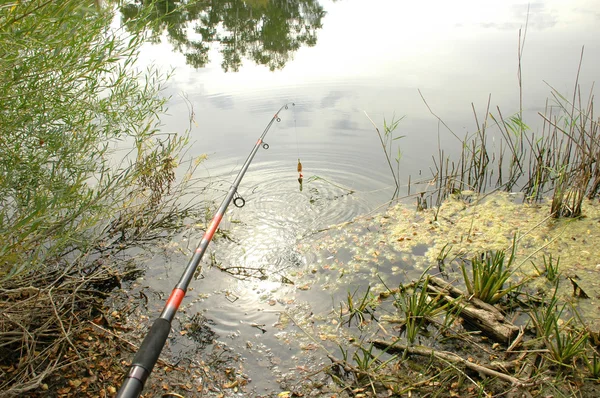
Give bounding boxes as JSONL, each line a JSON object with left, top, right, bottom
{"left": 371, "top": 339, "right": 527, "bottom": 386}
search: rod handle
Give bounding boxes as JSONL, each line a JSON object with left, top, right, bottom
{"left": 116, "top": 318, "right": 171, "bottom": 398}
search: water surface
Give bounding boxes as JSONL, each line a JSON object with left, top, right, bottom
{"left": 126, "top": 0, "right": 600, "bottom": 393}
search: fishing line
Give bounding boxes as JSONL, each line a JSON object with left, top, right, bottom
{"left": 294, "top": 102, "right": 300, "bottom": 159}
{"left": 294, "top": 103, "right": 304, "bottom": 191}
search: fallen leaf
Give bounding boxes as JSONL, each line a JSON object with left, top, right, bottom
{"left": 69, "top": 379, "right": 82, "bottom": 388}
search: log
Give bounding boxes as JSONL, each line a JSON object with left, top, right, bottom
{"left": 427, "top": 276, "right": 519, "bottom": 344}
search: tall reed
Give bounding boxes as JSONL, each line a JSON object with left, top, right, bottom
{"left": 425, "top": 66, "right": 598, "bottom": 218}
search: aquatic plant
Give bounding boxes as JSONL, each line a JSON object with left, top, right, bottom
{"left": 394, "top": 276, "right": 446, "bottom": 344}
{"left": 530, "top": 291, "right": 588, "bottom": 367}
{"left": 532, "top": 254, "right": 560, "bottom": 282}
{"left": 364, "top": 112, "right": 405, "bottom": 197}
{"left": 460, "top": 242, "right": 520, "bottom": 304}
{"left": 586, "top": 351, "right": 600, "bottom": 379}
{"left": 546, "top": 77, "right": 600, "bottom": 218}
{"left": 340, "top": 286, "right": 377, "bottom": 329}
{"left": 421, "top": 50, "right": 598, "bottom": 220}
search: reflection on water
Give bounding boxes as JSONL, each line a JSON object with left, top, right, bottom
{"left": 119, "top": 0, "right": 325, "bottom": 71}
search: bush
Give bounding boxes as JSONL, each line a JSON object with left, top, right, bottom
{"left": 0, "top": 1, "right": 196, "bottom": 394}
{"left": 0, "top": 1, "right": 186, "bottom": 279}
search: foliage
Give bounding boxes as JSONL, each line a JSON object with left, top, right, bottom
{"left": 586, "top": 351, "right": 600, "bottom": 379}
{"left": 0, "top": 0, "right": 189, "bottom": 279}
{"left": 117, "top": 0, "right": 326, "bottom": 71}
{"left": 532, "top": 254, "right": 560, "bottom": 283}
{"left": 547, "top": 84, "right": 600, "bottom": 218}
{"left": 530, "top": 292, "right": 588, "bottom": 367}
{"left": 364, "top": 112, "right": 405, "bottom": 198}
{"left": 423, "top": 61, "right": 598, "bottom": 219}
{"left": 340, "top": 286, "right": 377, "bottom": 329}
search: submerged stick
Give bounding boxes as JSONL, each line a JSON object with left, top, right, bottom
{"left": 371, "top": 340, "right": 528, "bottom": 386}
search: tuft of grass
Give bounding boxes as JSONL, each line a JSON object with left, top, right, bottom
{"left": 436, "top": 243, "right": 453, "bottom": 275}
{"left": 460, "top": 238, "right": 521, "bottom": 304}
{"left": 530, "top": 292, "right": 588, "bottom": 367}
{"left": 394, "top": 276, "right": 446, "bottom": 344}
{"left": 586, "top": 351, "right": 600, "bottom": 379}
{"left": 340, "top": 286, "right": 377, "bottom": 329}
{"left": 532, "top": 254, "right": 560, "bottom": 282}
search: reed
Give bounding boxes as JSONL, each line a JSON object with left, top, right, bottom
{"left": 364, "top": 111, "right": 405, "bottom": 197}
{"left": 530, "top": 293, "right": 589, "bottom": 368}
{"left": 393, "top": 276, "right": 446, "bottom": 344}
{"left": 340, "top": 286, "right": 377, "bottom": 329}
{"left": 420, "top": 48, "right": 598, "bottom": 219}
{"left": 531, "top": 254, "right": 561, "bottom": 283}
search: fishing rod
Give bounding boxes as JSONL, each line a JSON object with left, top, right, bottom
{"left": 117, "top": 103, "right": 294, "bottom": 398}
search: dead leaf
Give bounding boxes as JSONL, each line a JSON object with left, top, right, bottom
{"left": 69, "top": 379, "right": 82, "bottom": 388}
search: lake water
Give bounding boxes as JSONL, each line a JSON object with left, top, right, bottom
{"left": 125, "top": 0, "right": 600, "bottom": 394}
{"left": 134, "top": 0, "right": 600, "bottom": 204}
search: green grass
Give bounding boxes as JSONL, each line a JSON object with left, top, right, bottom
{"left": 394, "top": 276, "right": 446, "bottom": 344}
{"left": 530, "top": 292, "right": 588, "bottom": 367}
{"left": 586, "top": 351, "right": 600, "bottom": 379}
{"left": 340, "top": 286, "right": 377, "bottom": 329}
{"left": 532, "top": 254, "right": 561, "bottom": 282}
{"left": 460, "top": 240, "right": 521, "bottom": 304}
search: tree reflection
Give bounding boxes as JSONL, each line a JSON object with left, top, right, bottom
{"left": 119, "top": 0, "right": 326, "bottom": 71}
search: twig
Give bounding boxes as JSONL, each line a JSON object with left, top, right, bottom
{"left": 418, "top": 89, "right": 462, "bottom": 141}
{"left": 48, "top": 287, "right": 80, "bottom": 358}
{"left": 87, "top": 321, "right": 181, "bottom": 370}
{"left": 371, "top": 340, "right": 529, "bottom": 386}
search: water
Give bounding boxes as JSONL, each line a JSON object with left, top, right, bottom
{"left": 122, "top": 0, "right": 600, "bottom": 394}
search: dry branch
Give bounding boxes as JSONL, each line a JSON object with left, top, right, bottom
{"left": 0, "top": 263, "right": 117, "bottom": 397}
{"left": 371, "top": 339, "right": 528, "bottom": 386}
